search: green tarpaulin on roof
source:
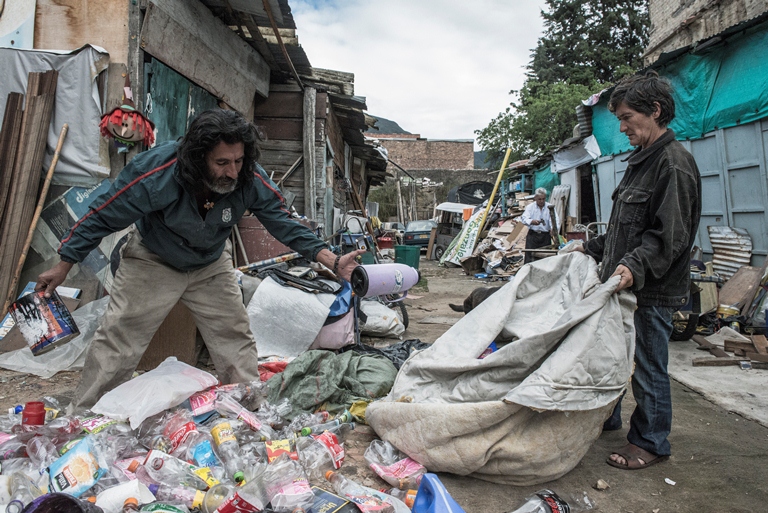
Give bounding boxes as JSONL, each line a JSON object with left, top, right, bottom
{"left": 592, "top": 20, "right": 768, "bottom": 156}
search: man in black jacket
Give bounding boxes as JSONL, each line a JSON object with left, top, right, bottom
{"left": 580, "top": 72, "right": 701, "bottom": 469}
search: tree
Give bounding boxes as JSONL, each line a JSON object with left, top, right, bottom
{"left": 476, "top": 0, "right": 649, "bottom": 165}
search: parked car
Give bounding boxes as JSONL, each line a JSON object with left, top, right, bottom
{"left": 403, "top": 220, "right": 437, "bottom": 248}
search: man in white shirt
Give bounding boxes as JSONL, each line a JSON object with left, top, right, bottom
{"left": 521, "top": 187, "right": 554, "bottom": 263}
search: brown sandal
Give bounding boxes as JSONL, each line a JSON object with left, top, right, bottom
{"left": 606, "top": 443, "right": 669, "bottom": 470}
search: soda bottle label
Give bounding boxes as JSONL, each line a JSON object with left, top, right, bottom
{"left": 215, "top": 492, "right": 263, "bottom": 513}
{"left": 139, "top": 503, "right": 188, "bottom": 513}
{"left": 188, "top": 390, "right": 218, "bottom": 416}
{"left": 164, "top": 420, "right": 197, "bottom": 452}
{"left": 344, "top": 493, "right": 393, "bottom": 513}
{"left": 211, "top": 422, "right": 237, "bottom": 446}
{"left": 312, "top": 432, "right": 345, "bottom": 469}
{"left": 265, "top": 439, "right": 298, "bottom": 462}
{"left": 229, "top": 405, "right": 263, "bottom": 431}
{"left": 80, "top": 414, "right": 117, "bottom": 434}
{"left": 192, "top": 439, "right": 219, "bottom": 467}
{"left": 535, "top": 490, "right": 570, "bottom": 513}
{"left": 193, "top": 466, "right": 220, "bottom": 488}
{"left": 369, "top": 457, "right": 424, "bottom": 487}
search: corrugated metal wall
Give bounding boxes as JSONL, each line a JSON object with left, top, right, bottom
{"left": 593, "top": 119, "right": 768, "bottom": 266}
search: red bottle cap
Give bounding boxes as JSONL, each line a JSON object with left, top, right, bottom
{"left": 21, "top": 401, "right": 45, "bottom": 426}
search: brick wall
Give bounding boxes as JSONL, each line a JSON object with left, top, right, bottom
{"left": 645, "top": 0, "right": 768, "bottom": 64}
{"left": 379, "top": 139, "right": 475, "bottom": 171}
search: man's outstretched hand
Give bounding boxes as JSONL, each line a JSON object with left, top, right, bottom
{"left": 316, "top": 248, "right": 363, "bottom": 282}
{"left": 35, "top": 261, "right": 74, "bottom": 298}
{"left": 610, "top": 264, "right": 634, "bottom": 292}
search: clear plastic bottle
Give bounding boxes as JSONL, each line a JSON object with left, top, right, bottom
{"left": 210, "top": 419, "right": 245, "bottom": 484}
{"left": 325, "top": 471, "right": 410, "bottom": 513}
{"left": 364, "top": 439, "right": 425, "bottom": 490}
{"left": 144, "top": 451, "right": 208, "bottom": 490}
{"left": 122, "top": 497, "right": 140, "bottom": 512}
{"left": 262, "top": 455, "right": 314, "bottom": 513}
{"left": 296, "top": 429, "right": 347, "bottom": 482}
{"left": 215, "top": 396, "right": 275, "bottom": 441}
{"left": 388, "top": 488, "right": 418, "bottom": 509}
{"left": 202, "top": 483, "right": 233, "bottom": 513}
{"left": 26, "top": 435, "right": 59, "bottom": 472}
{"left": 162, "top": 409, "right": 199, "bottom": 456}
{"left": 506, "top": 489, "right": 593, "bottom": 513}
{"left": 302, "top": 421, "right": 355, "bottom": 439}
{"left": 214, "top": 466, "right": 268, "bottom": 513}
{"left": 184, "top": 430, "right": 221, "bottom": 468}
{"left": 8, "top": 471, "right": 44, "bottom": 509}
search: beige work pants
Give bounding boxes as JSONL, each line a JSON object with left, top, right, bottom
{"left": 74, "top": 230, "right": 259, "bottom": 408}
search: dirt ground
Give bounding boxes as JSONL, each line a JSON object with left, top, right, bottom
{"left": 1, "top": 255, "right": 767, "bottom": 512}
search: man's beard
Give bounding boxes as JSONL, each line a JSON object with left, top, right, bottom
{"left": 204, "top": 174, "right": 238, "bottom": 194}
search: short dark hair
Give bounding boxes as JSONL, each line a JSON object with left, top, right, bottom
{"left": 608, "top": 70, "right": 675, "bottom": 127}
{"left": 176, "top": 109, "right": 261, "bottom": 190}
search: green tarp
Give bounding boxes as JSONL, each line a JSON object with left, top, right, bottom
{"left": 592, "top": 21, "right": 768, "bottom": 156}
{"left": 532, "top": 162, "right": 560, "bottom": 196}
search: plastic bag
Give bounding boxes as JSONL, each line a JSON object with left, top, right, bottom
{"left": 360, "top": 300, "right": 405, "bottom": 337}
{"left": 364, "top": 440, "right": 425, "bottom": 490}
{"left": 0, "top": 296, "right": 110, "bottom": 378}
{"left": 92, "top": 357, "right": 218, "bottom": 429}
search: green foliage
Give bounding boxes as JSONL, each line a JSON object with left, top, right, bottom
{"left": 476, "top": 0, "right": 649, "bottom": 163}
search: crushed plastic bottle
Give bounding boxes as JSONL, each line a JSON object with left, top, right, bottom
{"left": 214, "top": 465, "right": 268, "bottom": 513}
{"left": 505, "top": 489, "right": 593, "bottom": 513}
{"left": 123, "top": 497, "right": 141, "bottom": 512}
{"left": 296, "top": 430, "right": 347, "bottom": 482}
{"left": 262, "top": 454, "right": 314, "bottom": 513}
{"left": 325, "top": 471, "right": 410, "bottom": 513}
{"left": 215, "top": 396, "right": 275, "bottom": 441}
{"left": 364, "top": 439, "right": 425, "bottom": 490}
{"left": 388, "top": 488, "right": 418, "bottom": 509}
{"left": 26, "top": 435, "right": 59, "bottom": 473}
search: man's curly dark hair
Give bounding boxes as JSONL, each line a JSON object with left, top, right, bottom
{"left": 176, "top": 109, "right": 261, "bottom": 190}
{"left": 609, "top": 70, "right": 676, "bottom": 127}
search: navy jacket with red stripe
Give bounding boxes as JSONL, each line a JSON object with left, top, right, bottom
{"left": 58, "top": 141, "right": 326, "bottom": 271}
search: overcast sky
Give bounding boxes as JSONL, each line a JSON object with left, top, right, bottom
{"left": 291, "top": 0, "right": 547, "bottom": 149}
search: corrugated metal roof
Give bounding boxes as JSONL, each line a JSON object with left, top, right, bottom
{"left": 708, "top": 226, "right": 753, "bottom": 279}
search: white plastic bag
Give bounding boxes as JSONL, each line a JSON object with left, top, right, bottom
{"left": 92, "top": 357, "right": 218, "bottom": 429}
{"left": 360, "top": 300, "right": 404, "bottom": 337}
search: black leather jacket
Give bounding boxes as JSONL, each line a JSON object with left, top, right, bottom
{"left": 586, "top": 130, "right": 701, "bottom": 307}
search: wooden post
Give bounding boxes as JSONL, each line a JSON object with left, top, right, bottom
{"left": 303, "top": 87, "right": 317, "bottom": 219}
{"left": 395, "top": 171, "right": 405, "bottom": 225}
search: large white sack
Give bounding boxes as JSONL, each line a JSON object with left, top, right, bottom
{"left": 367, "top": 252, "right": 636, "bottom": 485}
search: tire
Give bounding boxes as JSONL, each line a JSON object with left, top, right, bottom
{"left": 434, "top": 245, "right": 445, "bottom": 259}
{"left": 671, "top": 312, "right": 699, "bottom": 341}
{"left": 398, "top": 301, "right": 409, "bottom": 330}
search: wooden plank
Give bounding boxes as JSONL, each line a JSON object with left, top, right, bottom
{"left": 426, "top": 226, "right": 437, "bottom": 260}
{"left": 0, "top": 93, "right": 24, "bottom": 224}
{"left": 745, "top": 352, "right": 768, "bottom": 363}
{"left": 253, "top": 92, "right": 304, "bottom": 118}
{"left": 741, "top": 257, "right": 768, "bottom": 316}
{"left": 724, "top": 339, "right": 758, "bottom": 354}
{"left": 35, "top": 0, "right": 129, "bottom": 63}
{"left": 691, "top": 334, "right": 730, "bottom": 358}
{"left": 258, "top": 139, "right": 303, "bottom": 152}
{"left": 692, "top": 357, "right": 749, "bottom": 367}
{"left": 718, "top": 265, "right": 761, "bottom": 309}
{"left": 303, "top": 87, "right": 317, "bottom": 219}
{"left": 140, "top": 0, "right": 270, "bottom": 114}
{"left": 751, "top": 334, "right": 768, "bottom": 354}
{"left": 698, "top": 261, "right": 719, "bottom": 314}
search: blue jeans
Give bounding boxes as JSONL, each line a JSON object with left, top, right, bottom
{"left": 605, "top": 304, "right": 676, "bottom": 456}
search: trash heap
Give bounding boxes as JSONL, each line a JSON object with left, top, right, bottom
{"left": 0, "top": 375, "right": 435, "bottom": 513}
{"left": 458, "top": 218, "right": 528, "bottom": 278}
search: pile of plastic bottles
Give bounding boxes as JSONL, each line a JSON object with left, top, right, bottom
{"left": 0, "top": 380, "right": 428, "bottom": 513}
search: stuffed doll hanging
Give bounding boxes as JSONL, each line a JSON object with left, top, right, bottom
{"left": 100, "top": 76, "right": 155, "bottom": 152}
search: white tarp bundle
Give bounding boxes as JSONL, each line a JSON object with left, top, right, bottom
{"left": 367, "top": 253, "right": 636, "bottom": 485}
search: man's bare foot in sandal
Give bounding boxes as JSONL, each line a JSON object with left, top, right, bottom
{"left": 606, "top": 443, "right": 669, "bottom": 470}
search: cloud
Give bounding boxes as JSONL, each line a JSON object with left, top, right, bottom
{"left": 291, "top": 0, "right": 546, "bottom": 148}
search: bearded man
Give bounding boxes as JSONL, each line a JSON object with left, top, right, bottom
{"left": 36, "top": 109, "right": 361, "bottom": 408}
